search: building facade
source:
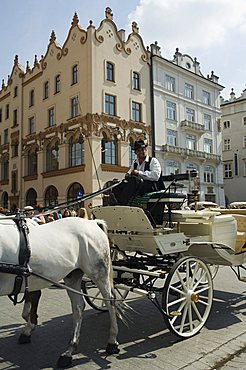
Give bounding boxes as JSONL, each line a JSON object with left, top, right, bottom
{"left": 220, "top": 88, "right": 246, "bottom": 203}
{"left": 0, "top": 8, "right": 151, "bottom": 210}
{"left": 151, "top": 43, "right": 225, "bottom": 205}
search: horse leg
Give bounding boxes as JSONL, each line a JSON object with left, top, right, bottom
{"left": 57, "top": 270, "right": 84, "bottom": 368}
{"left": 94, "top": 278, "right": 119, "bottom": 355}
{"left": 19, "top": 290, "right": 42, "bottom": 344}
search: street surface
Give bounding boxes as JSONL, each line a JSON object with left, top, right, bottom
{"left": 0, "top": 266, "right": 245, "bottom": 369}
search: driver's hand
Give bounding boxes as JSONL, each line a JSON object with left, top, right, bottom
{"left": 131, "top": 170, "right": 139, "bottom": 176}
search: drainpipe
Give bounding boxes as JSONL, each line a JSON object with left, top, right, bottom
{"left": 149, "top": 52, "right": 156, "bottom": 158}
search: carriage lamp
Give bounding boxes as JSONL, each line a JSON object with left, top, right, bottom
{"left": 189, "top": 171, "right": 200, "bottom": 212}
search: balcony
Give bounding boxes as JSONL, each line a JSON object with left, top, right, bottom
{"left": 180, "top": 120, "right": 205, "bottom": 133}
{"left": 162, "top": 144, "right": 221, "bottom": 163}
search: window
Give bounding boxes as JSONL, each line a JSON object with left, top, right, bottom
{"left": 186, "top": 134, "right": 196, "bottom": 150}
{"left": 46, "top": 142, "right": 59, "bottom": 172}
{"left": 224, "top": 162, "right": 232, "bottom": 178}
{"left": 55, "top": 74, "right": 61, "bottom": 94}
{"left": 243, "top": 117, "right": 246, "bottom": 126}
{"left": 106, "top": 62, "right": 114, "bottom": 82}
{"left": 202, "top": 90, "right": 210, "bottom": 105}
{"left": 105, "top": 94, "right": 116, "bottom": 116}
{"left": 27, "top": 149, "right": 37, "bottom": 176}
{"left": 186, "top": 162, "right": 198, "bottom": 173}
{"left": 204, "top": 113, "right": 211, "bottom": 131}
{"left": 244, "top": 136, "right": 246, "bottom": 148}
{"left": 72, "top": 64, "right": 78, "bottom": 84}
{"left": 184, "top": 83, "right": 194, "bottom": 99}
{"left": 165, "top": 160, "right": 180, "bottom": 175}
{"left": 69, "top": 137, "right": 84, "bottom": 167}
{"left": 5, "top": 104, "right": 9, "bottom": 119}
{"left": 44, "top": 185, "right": 58, "bottom": 207}
{"left": 29, "top": 89, "right": 34, "bottom": 107}
{"left": 167, "top": 129, "right": 177, "bottom": 146}
{"left": 0, "top": 108, "right": 2, "bottom": 122}
{"left": 132, "top": 71, "right": 140, "bottom": 90}
{"left": 1, "top": 157, "right": 9, "bottom": 181}
{"left": 224, "top": 138, "right": 231, "bottom": 151}
{"left": 12, "top": 143, "right": 18, "bottom": 157}
{"left": 29, "top": 116, "right": 35, "bottom": 134}
{"left": 43, "top": 81, "right": 49, "bottom": 99}
{"left": 234, "top": 153, "right": 239, "bottom": 176}
{"left": 11, "top": 171, "right": 17, "bottom": 194}
{"left": 244, "top": 161, "right": 246, "bottom": 176}
{"left": 67, "top": 182, "right": 84, "bottom": 205}
{"left": 14, "top": 86, "right": 18, "bottom": 97}
{"left": 166, "top": 101, "right": 176, "bottom": 121}
{"left": 204, "top": 165, "right": 214, "bottom": 183}
{"left": 223, "top": 120, "right": 230, "bottom": 129}
{"left": 71, "top": 96, "right": 79, "bottom": 118}
{"left": 129, "top": 138, "right": 137, "bottom": 166}
{"left": 132, "top": 101, "right": 141, "bottom": 122}
{"left": 165, "top": 75, "right": 175, "bottom": 92}
{"left": 186, "top": 108, "right": 195, "bottom": 122}
{"left": 48, "top": 107, "right": 55, "bottom": 127}
{"left": 3, "top": 129, "right": 8, "bottom": 144}
{"left": 13, "top": 109, "right": 18, "bottom": 126}
{"left": 204, "top": 138, "right": 213, "bottom": 153}
{"left": 101, "top": 132, "right": 118, "bottom": 165}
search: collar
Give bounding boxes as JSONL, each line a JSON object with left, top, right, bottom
{"left": 136, "top": 155, "right": 150, "bottom": 165}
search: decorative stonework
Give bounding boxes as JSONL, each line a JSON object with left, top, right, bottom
{"left": 105, "top": 7, "right": 113, "bottom": 20}
{"left": 71, "top": 12, "right": 79, "bottom": 27}
{"left": 132, "top": 21, "right": 139, "bottom": 33}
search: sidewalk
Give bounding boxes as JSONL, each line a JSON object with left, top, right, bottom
{"left": 0, "top": 267, "right": 245, "bottom": 369}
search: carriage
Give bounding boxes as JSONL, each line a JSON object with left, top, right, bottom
{"left": 0, "top": 172, "right": 245, "bottom": 367}
{"left": 83, "top": 172, "right": 246, "bottom": 339}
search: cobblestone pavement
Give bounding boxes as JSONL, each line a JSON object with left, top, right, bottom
{"left": 0, "top": 266, "right": 245, "bottom": 369}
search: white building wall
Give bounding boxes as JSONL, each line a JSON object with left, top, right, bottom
{"left": 151, "top": 45, "right": 225, "bottom": 205}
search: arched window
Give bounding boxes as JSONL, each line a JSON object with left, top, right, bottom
{"left": 165, "top": 160, "right": 180, "bottom": 175}
{"left": 46, "top": 141, "right": 59, "bottom": 172}
{"left": 1, "top": 191, "right": 8, "bottom": 209}
{"left": 204, "top": 165, "right": 215, "bottom": 183}
{"left": 25, "top": 188, "right": 37, "bottom": 207}
{"left": 101, "top": 132, "right": 118, "bottom": 165}
{"left": 44, "top": 185, "right": 58, "bottom": 207}
{"left": 67, "top": 182, "right": 84, "bottom": 208}
{"left": 69, "top": 136, "right": 84, "bottom": 167}
{"left": 186, "top": 162, "right": 198, "bottom": 173}
{"left": 27, "top": 148, "right": 37, "bottom": 176}
{"left": 129, "top": 137, "right": 137, "bottom": 166}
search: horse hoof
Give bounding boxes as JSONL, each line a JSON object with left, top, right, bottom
{"left": 106, "top": 342, "right": 120, "bottom": 355}
{"left": 56, "top": 354, "right": 72, "bottom": 368}
{"left": 18, "top": 333, "right": 31, "bottom": 344}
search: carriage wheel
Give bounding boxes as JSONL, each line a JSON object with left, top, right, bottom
{"left": 162, "top": 256, "right": 213, "bottom": 338}
{"left": 191, "top": 263, "right": 219, "bottom": 282}
{"left": 81, "top": 279, "right": 129, "bottom": 312}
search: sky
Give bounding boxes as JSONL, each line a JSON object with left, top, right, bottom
{"left": 0, "top": 0, "right": 246, "bottom": 99}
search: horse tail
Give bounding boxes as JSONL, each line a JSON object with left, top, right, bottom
{"left": 95, "top": 219, "right": 108, "bottom": 234}
{"left": 109, "top": 255, "right": 132, "bottom": 326}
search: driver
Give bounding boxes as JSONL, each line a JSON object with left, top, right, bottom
{"left": 111, "top": 140, "right": 162, "bottom": 205}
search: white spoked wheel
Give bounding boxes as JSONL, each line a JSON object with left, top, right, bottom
{"left": 162, "top": 256, "right": 213, "bottom": 338}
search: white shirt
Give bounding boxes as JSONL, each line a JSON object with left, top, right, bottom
{"left": 127, "top": 155, "right": 161, "bottom": 182}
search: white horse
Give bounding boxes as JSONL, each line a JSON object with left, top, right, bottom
{"left": 0, "top": 216, "right": 120, "bottom": 368}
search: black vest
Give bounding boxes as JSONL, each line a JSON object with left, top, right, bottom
{"left": 133, "top": 157, "right": 165, "bottom": 190}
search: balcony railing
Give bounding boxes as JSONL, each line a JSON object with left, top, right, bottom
{"left": 180, "top": 120, "right": 205, "bottom": 133}
{"left": 162, "top": 144, "right": 221, "bottom": 163}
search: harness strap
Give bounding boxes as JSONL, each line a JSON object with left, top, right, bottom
{"left": 7, "top": 213, "right": 32, "bottom": 305}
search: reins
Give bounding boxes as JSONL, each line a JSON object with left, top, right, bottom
{"left": 31, "top": 270, "right": 133, "bottom": 303}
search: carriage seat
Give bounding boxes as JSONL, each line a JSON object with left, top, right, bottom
{"left": 230, "top": 214, "right": 246, "bottom": 254}
{"left": 129, "top": 190, "right": 186, "bottom": 225}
